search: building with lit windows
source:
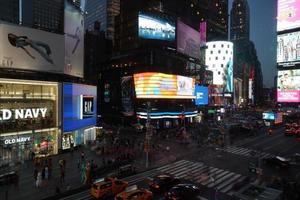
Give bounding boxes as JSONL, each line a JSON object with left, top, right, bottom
{"left": 230, "top": 0, "right": 250, "bottom": 40}
{"left": 85, "top": 0, "right": 120, "bottom": 40}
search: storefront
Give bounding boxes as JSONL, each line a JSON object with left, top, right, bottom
{"left": 0, "top": 78, "right": 60, "bottom": 165}
{"left": 62, "top": 83, "right": 97, "bottom": 150}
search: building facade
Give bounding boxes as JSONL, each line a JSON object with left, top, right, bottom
{"left": 230, "top": 0, "right": 250, "bottom": 40}
{"left": 85, "top": 0, "right": 120, "bottom": 40}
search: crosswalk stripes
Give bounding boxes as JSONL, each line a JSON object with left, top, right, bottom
{"left": 154, "top": 160, "right": 247, "bottom": 196}
{"left": 222, "top": 146, "right": 275, "bottom": 159}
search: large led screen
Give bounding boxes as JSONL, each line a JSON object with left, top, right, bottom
{"left": 277, "top": 31, "right": 300, "bottom": 65}
{"left": 138, "top": 12, "right": 175, "bottom": 41}
{"left": 277, "top": 69, "right": 300, "bottom": 102}
{"left": 177, "top": 20, "right": 200, "bottom": 59}
{"left": 134, "top": 72, "right": 195, "bottom": 99}
{"left": 205, "top": 41, "right": 233, "bottom": 91}
{"left": 263, "top": 112, "right": 275, "bottom": 120}
{"left": 195, "top": 85, "right": 208, "bottom": 105}
{"left": 277, "top": 0, "right": 300, "bottom": 32}
{"left": 63, "top": 83, "right": 97, "bottom": 132}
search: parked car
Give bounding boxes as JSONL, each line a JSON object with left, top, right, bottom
{"left": 263, "top": 156, "right": 290, "bottom": 168}
{"left": 165, "top": 183, "right": 200, "bottom": 200}
{"left": 148, "top": 174, "right": 180, "bottom": 193}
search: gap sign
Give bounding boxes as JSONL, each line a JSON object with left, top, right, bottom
{"left": 195, "top": 85, "right": 208, "bottom": 105}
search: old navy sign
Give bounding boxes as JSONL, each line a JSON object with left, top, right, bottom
{"left": 0, "top": 108, "right": 47, "bottom": 121}
{"left": 4, "top": 137, "right": 31, "bottom": 144}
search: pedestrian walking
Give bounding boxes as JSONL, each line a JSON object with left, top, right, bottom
{"left": 45, "top": 166, "right": 49, "bottom": 180}
{"left": 33, "top": 168, "right": 38, "bottom": 181}
{"left": 62, "top": 159, "right": 66, "bottom": 170}
{"left": 36, "top": 172, "right": 42, "bottom": 188}
{"left": 81, "top": 151, "right": 85, "bottom": 161}
{"left": 60, "top": 168, "right": 65, "bottom": 184}
{"left": 77, "top": 158, "right": 81, "bottom": 169}
{"left": 42, "top": 167, "right": 45, "bottom": 180}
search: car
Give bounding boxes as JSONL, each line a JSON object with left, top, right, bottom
{"left": 165, "top": 183, "right": 200, "bottom": 200}
{"left": 263, "top": 156, "right": 290, "bottom": 168}
{"left": 90, "top": 177, "right": 128, "bottom": 199}
{"left": 285, "top": 128, "right": 294, "bottom": 136}
{"left": 115, "top": 185, "right": 152, "bottom": 200}
{"left": 148, "top": 174, "right": 180, "bottom": 193}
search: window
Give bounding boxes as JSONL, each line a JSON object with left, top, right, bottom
{"left": 211, "top": 51, "right": 213, "bottom": 54}
{"left": 218, "top": 50, "right": 221, "bottom": 54}
{"left": 215, "top": 57, "right": 218, "bottom": 60}
{"left": 218, "top": 71, "right": 221, "bottom": 75}
{"left": 213, "top": 44, "right": 216, "bottom": 48}
{"left": 221, "top": 64, "right": 224, "bottom": 68}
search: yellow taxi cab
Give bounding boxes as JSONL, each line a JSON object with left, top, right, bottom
{"left": 91, "top": 177, "right": 128, "bottom": 199}
{"left": 115, "top": 185, "right": 153, "bottom": 200}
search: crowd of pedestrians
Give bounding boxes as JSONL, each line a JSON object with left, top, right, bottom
{"left": 33, "top": 157, "right": 52, "bottom": 188}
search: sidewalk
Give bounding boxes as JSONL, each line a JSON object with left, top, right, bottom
{"left": 0, "top": 128, "right": 201, "bottom": 200}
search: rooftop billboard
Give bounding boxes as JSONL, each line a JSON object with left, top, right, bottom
{"left": 177, "top": 20, "right": 200, "bottom": 59}
{"left": 133, "top": 72, "right": 195, "bottom": 99}
{"left": 138, "top": 12, "right": 175, "bottom": 41}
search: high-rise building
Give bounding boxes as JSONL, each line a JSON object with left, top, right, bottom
{"left": 0, "top": 0, "right": 64, "bottom": 34}
{"left": 0, "top": 0, "right": 19, "bottom": 24}
{"left": 230, "top": 0, "right": 250, "bottom": 40}
{"left": 85, "top": 0, "right": 120, "bottom": 40}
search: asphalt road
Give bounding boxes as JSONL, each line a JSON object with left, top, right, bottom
{"left": 56, "top": 125, "right": 300, "bottom": 200}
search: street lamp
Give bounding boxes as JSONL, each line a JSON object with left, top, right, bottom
{"left": 145, "top": 101, "right": 152, "bottom": 168}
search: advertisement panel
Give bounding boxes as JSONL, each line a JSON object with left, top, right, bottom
{"left": 195, "top": 85, "right": 208, "bottom": 105}
{"left": 133, "top": 72, "right": 195, "bottom": 99}
{"left": 0, "top": 22, "right": 64, "bottom": 73}
{"left": 177, "top": 20, "right": 200, "bottom": 59}
{"left": 138, "top": 12, "right": 175, "bottom": 41}
{"left": 199, "top": 21, "right": 207, "bottom": 47}
{"left": 64, "top": 0, "right": 84, "bottom": 78}
{"left": 263, "top": 112, "right": 275, "bottom": 120}
{"left": 205, "top": 41, "right": 234, "bottom": 91}
{"left": 0, "top": 79, "right": 58, "bottom": 134}
{"left": 121, "top": 76, "right": 134, "bottom": 116}
{"left": 63, "top": 83, "right": 97, "bottom": 132}
{"left": 277, "top": 69, "right": 300, "bottom": 102}
{"left": 277, "top": 31, "right": 300, "bottom": 66}
{"left": 277, "top": 0, "right": 300, "bottom": 32}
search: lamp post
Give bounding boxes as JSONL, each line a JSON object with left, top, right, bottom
{"left": 145, "top": 101, "right": 152, "bottom": 168}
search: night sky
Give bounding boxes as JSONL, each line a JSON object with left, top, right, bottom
{"left": 229, "top": 0, "right": 277, "bottom": 88}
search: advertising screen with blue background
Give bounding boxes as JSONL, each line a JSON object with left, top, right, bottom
{"left": 138, "top": 12, "right": 175, "bottom": 41}
{"left": 195, "top": 85, "right": 208, "bottom": 105}
{"left": 262, "top": 112, "right": 275, "bottom": 120}
{"left": 63, "top": 83, "right": 97, "bottom": 132}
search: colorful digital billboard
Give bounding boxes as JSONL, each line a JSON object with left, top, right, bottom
{"left": 177, "top": 20, "right": 200, "bottom": 59}
{"left": 205, "top": 41, "right": 234, "bottom": 91}
{"left": 138, "top": 12, "right": 175, "bottom": 41}
{"left": 63, "top": 83, "right": 97, "bottom": 132}
{"left": 277, "top": 31, "right": 300, "bottom": 66}
{"left": 195, "top": 85, "right": 208, "bottom": 105}
{"left": 277, "top": 0, "right": 300, "bottom": 32}
{"left": 133, "top": 72, "right": 195, "bottom": 99}
{"left": 277, "top": 69, "right": 300, "bottom": 102}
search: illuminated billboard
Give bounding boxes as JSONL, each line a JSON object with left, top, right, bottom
{"left": 263, "top": 112, "right": 275, "bottom": 120}
{"left": 205, "top": 41, "right": 233, "bottom": 92}
{"left": 0, "top": 22, "right": 64, "bottom": 74}
{"left": 177, "top": 20, "right": 200, "bottom": 59}
{"left": 64, "top": 0, "right": 84, "bottom": 77}
{"left": 277, "top": 0, "right": 300, "bottom": 32}
{"left": 138, "top": 12, "right": 175, "bottom": 41}
{"left": 133, "top": 72, "right": 195, "bottom": 99}
{"left": 277, "top": 31, "right": 300, "bottom": 66}
{"left": 195, "top": 85, "right": 208, "bottom": 105}
{"left": 199, "top": 21, "right": 207, "bottom": 47}
{"left": 63, "top": 83, "right": 97, "bottom": 132}
{"left": 277, "top": 69, "right": 300, "bottom": 102}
